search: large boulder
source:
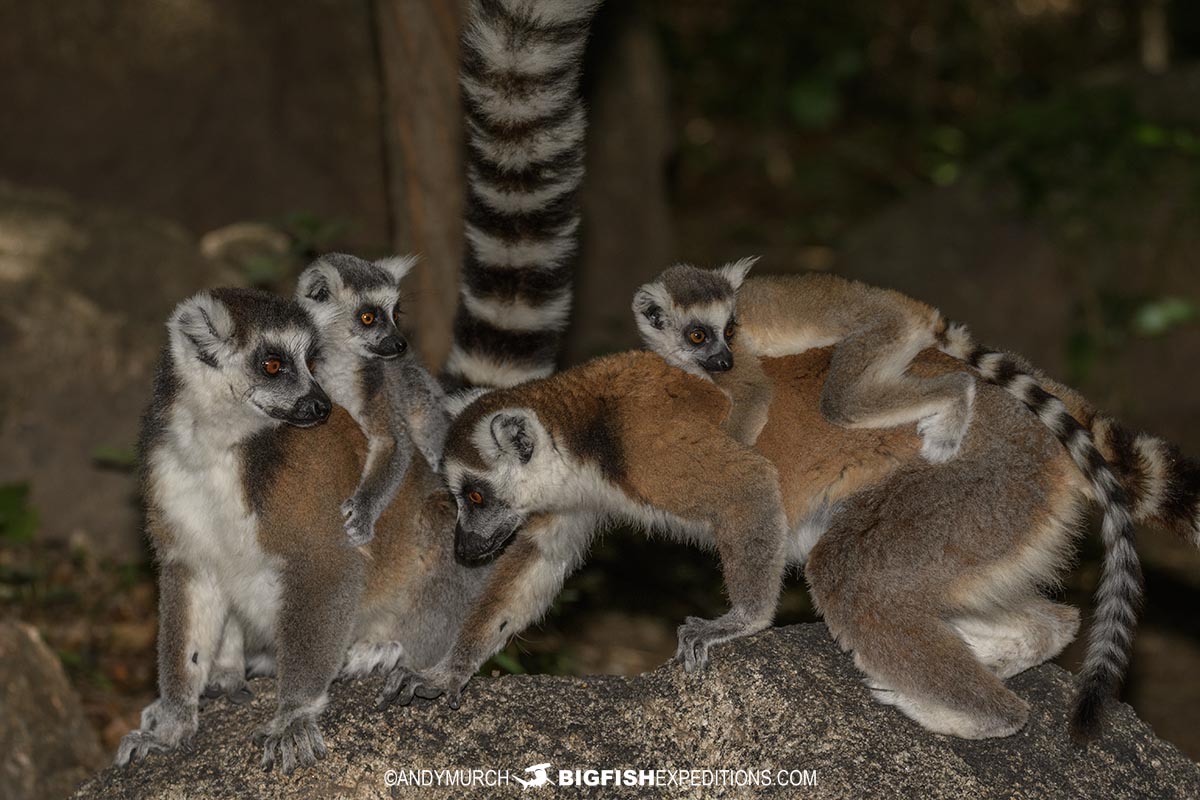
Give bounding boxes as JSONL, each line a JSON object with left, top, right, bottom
{"left": 76, "top": 624, "right": 1200, "bottom": 799}
{"left": 0, "top": 183, "right": 237, "bottom": 557}
{"left": 0, "top": 622, "right": 104, "bottom": 800}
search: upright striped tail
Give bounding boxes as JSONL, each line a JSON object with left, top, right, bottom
{"left": 444, "top": 0, "right": 602, "bottom": 390}
{"left": 939, "top": 323, "right": 1143, "bottom": 738}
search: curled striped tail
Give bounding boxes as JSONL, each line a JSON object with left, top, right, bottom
{"left": 940, "top": 323, "right": 1143, "bottom": 738}
{"left": 444, "top": 0, "right": 602, "bottom": 390}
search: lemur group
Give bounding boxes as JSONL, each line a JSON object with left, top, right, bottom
{"left": 115, "top": 0, "right": 1200, "bottom": 775}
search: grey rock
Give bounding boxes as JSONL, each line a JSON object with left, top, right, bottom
{"left": 0, "top": 182, "right": 238, "bottom": 557}
{"left": 76, "top": 624, "right": 1200, "bottom": 799}
{"left": 0, "top": 621, "right": 104, "bottom": 800}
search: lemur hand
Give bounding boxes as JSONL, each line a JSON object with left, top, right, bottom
{"left": 341, "top": 494, "right": 377, "bottom": 547}
{"left": 376, "top": 665, "right": 468, "bottom": 711}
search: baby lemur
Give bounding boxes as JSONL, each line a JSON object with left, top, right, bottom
{"left": 633, "top": 260, "right": 974, "bottom": 461}
{"left": 296, "top": 253, "right": 449, "bottom": 547}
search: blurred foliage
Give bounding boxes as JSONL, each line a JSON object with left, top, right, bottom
{"left": 92, "top": 445, "right": 138, "bottom": 472}
{"left": 237, "top": 211, "right": 351, "bottom": 289}
{"left": 0, "top": 483, "right": 39, "bottom": 544}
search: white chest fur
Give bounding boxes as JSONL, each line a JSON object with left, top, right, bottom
{"left": 150, "top": 413, "right": 283, "bottom": 634}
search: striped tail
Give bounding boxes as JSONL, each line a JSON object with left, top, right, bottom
{"left": 939, "top": 323, "right": 1143, "bottom": 738}
{"left": 444, "top": 0, "right": 602, "bottom": 390}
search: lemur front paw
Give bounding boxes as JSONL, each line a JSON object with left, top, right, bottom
{"left": 113, "top": 699, "right": 198, "bottom": 767}
{"left": 376, "top": 666, "right": 467, "bottom": 711}
{"left": 255, "top": 710, "right": 328, "bottom": 775}
{"left": 201, "top": 668, "right": 253, "bottom": 706}
{"left": 341, "top": 495, "right": 378, "bottom": 547}
{"left": 918, "top": 378, "right": 975, "bottom": 464}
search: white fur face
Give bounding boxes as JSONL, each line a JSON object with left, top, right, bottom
{"left": 167, "top": 290, "right": 330, "bottom": 437}
{"left": 296, "top": 253, "right": 415, "bottom": 362}
{"left": 443, "top": 407, "right": 584, "bottom": 562}
{"left": 632, "top": 259, "right": 755, "bottom": 378}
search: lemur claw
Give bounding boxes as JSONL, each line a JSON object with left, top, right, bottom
{"left": 202, "top": 669, "right": 253, "bottom": 706}
{"left": 257, "top": 713, "right": 327, "bottom": 775}
{"left": 113, "top": 699, "right": 197, "bottom": 767}
{"left": 674, "top": 615, "right": 715, "bottom": 672}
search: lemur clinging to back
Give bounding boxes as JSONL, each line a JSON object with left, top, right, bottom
{"left": 633, "top": 260, "right": 975, "bottom": 460}
{"left": 115, "top": 0, "right": 602, "bottom": 775}
{"left": 388, "top": 341, "right": 1200, "bottom": 741}
{"left": 296, "top": 253, "right": 449, "bottom": 546}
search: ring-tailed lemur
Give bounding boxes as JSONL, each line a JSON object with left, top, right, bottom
{"left": 382, "top": 342, "right": 1200, "bottom": 741}
{"left": 115, "top": 288, "right": 491, "bottom": 774}
{"left": 296, "top": 253, "right": 449, "bottom": 546}
{"left": 633, "top": 261, "right": 975, "bottom": 462}
{"left": 442, "top": 0, "right": 602, "bottom": 389}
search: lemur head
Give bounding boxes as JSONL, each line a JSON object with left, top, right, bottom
{"left": 632, "top": 258, "right": 757, "bottom": 378}
{"left": 167, "top": 288, "right": 331, "bottom": 430}
{"left": 296, "top": 253, "right": 416, "bottom": 361}
{"left": 442, "top": 397, "right": 562, "bottom": 564}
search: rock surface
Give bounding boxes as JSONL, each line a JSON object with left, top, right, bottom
{"left": 76, "top": 624, "right": 1200, "bottom": 799}
{"left": 0, "top": 183, "right": 237, "bottom": 557}
{"left": 0, "top": 621, "right": 104, "bottom": 800}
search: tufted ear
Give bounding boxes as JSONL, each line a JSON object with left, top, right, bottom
{"left": 170, "top": 291, "right": 237, "bottom": 367}
{"left": 717, "top": 256, "right": 758, "bottom": 291}
{"left": 632, "top": 283, "right": 669, "bottom": 330}
{"left": 490, "top": 411, "right": 536, "bottom": 464}
{"left": 296, "top": 261, "right": 341, "bottom": 304}
{"left": 376, "top": 254, "right": 419, "bottom": 285}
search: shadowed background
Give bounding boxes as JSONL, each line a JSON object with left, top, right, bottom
{"left": 0, "top": 1, "right": 1198, "bottom": 794}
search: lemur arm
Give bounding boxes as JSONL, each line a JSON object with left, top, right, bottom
{"left": 377, "top": 512, "right": 597, "bottom": 708}
{"left": 715, "top": 346, "right": 773, "bottom": 447}
{"left": 343, "top": 388, "right": 415, "bottom": 547}
{"left": 115, "top": 551, "right": 228, "bottom": 765}
{"left": 391, "top": 359, "right": 451, "bottom": 470}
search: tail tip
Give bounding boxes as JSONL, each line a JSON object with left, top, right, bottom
{"left": 1069, "top": 687, "right": 1107, "bottom": 744}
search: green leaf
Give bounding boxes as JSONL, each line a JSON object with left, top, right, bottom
{"left": 489, "top": 650, "right": 526, "bottom": 675}
{"left": 92, "top": 445, "right": 137, "bottom": 470}
{"left": 0, "top": 483, "right": 38, "bottom": 543}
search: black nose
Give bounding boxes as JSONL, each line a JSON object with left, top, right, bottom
{"left": 295, "top": 389, "right": 331, "bottom": 423}
{"left": 373, "top": 335, "right": 408, "bottom": 358}
{"left": 700, "top": 351, "right": 734, "bottom": 372}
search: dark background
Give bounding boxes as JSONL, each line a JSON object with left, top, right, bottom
{"left": 1, "top": 0, "right": 1198, "bottom": 778}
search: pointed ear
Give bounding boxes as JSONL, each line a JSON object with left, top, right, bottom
{"left": 718, "top": 256, "right": 758, "bottom": 291}
{"left": 296, "top": 262, "right": 339, "bottom": 303}
{"left": 170, "top": 291, "right": 237, "bottom": 367}
{"left": 376, "top": 254, "right": 418, "bottom": 285}
{"left": 490, "top": 411, "right": 536, "bottom": 464}
{"left": 632, "top": 285, "right": 667, "bottom": 330}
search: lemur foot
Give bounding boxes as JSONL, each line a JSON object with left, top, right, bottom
{"left": 376, "top": 665, "right": 467, "bottom": 711}
{"left": 202, "top": 668, "right": 253, "bottom": 705}
{"left": 674, "top": 614, "right": 765, "bottom": 673}
{"left": 917, "top": 378, "right": 975, "bottom": 464}
{"left": 341, "top": 495, "right": 378, "bottom": 547}
{"left": 114, "top": 699, "right": 197, "bottom": 767}
{"left": 256, "top": 709, "right": 328, "bottom": 775}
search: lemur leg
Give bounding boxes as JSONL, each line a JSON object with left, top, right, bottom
{"left": 820, "top": 323, "right": 975, "bottom": 463}
{"left": 394, "top": 361, "right": 450, "bottom": 470}
{"left": 203, "top": 615, "right": 252, "bottom": 704}
{"left": 342, "top": 396, "right": 413, "bottom": 547}
{"left": 808, "top": 544, "right": 1029, "bottom": 739}
{"left": 115, "top": 559, "right": 228, "bottom": 766}
{"left": 258, "top": 555, "right": 364, "bottom": 774}
{"left": 951, "top": 598, "right": 1080, "bottom": 680}
{"left": 377, "top": 515, "right": 595, "bottom": 709}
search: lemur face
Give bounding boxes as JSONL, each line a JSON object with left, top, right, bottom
{"left": 443, "top": 407, "right": 559, "bottom": 564}
{"left": 632, "top": 259, "right": 756, "bottom": 378}
{"left": 169, "top": 288, "right": 331, "bottom": 428}
{"left": 297, "top": 253, "right": 418, "bottom": 361}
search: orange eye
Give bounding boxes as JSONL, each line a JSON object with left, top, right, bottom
{"left": 263, "top": 358, "right": 282, "bottom": 376}
{"left": 306, "top": 358, "right": 316, "bottom": 374}
{"left": 360, "top": 311, "right": 376, "bottom": 326}
{"left": 468, "top": 490, "right": 484, "bottom": 505}
{"left": 724, "top": 323, "right": 735, "bottom": 341}
{"left": 392, "top": 306, "right": 403, "bottom": 324}
{"left": 688, "top": 329, "right": 707, "bottom": 345}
